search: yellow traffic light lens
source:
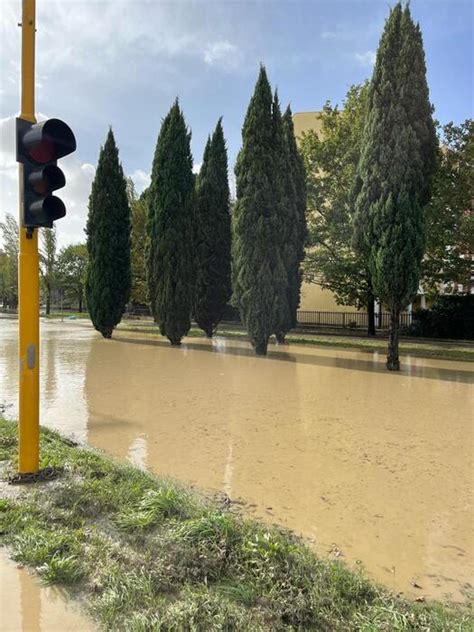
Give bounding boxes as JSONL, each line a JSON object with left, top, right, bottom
{"left": 33, "top": 179, "right": 48, "bottom": 194}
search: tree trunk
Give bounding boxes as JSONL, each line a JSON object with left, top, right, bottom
{"left": 46, "top": 289, "right": 51, "bottom": 316}
{"left": 255, "top": 339, "right": 268, "bottom": 356}
{"left": 387, "top": 308, "right": 400, "bottom": 371}
{"left": 367, "top": 294, "right": 375, "bottom": 337}
{"left": 275, "top": 332, "right": 286, "bottom": 344}
{"left": 78, "top": 294, "right": 83, "bottom": 313}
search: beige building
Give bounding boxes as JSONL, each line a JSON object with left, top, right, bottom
{"left": 293, "top": 111, "right": 323, "bottom": 139}
{"left": 293, "top": 111, "right": 362, "bottom": 313}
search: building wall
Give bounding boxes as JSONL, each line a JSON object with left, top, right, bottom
{"left": 299, "top": 283, "right": 361, "bottom": 313}
{"left": 293, "top": 111, "right": 364, "bottom": 313}
{"left": 293, "top": 112, "right": 323, "bottom": 139}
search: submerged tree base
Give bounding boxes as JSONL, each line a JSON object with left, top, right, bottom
{"left": 0, "top": 418, "right": 471, "bottom": 631}
{"left": 386, "top": 358, "right": 401, "bottom": 371}
{"left": 254, "top": 341, "right": 268, "bottom": 356}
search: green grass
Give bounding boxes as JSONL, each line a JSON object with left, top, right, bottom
{"left": 116, "top": 322, "right": 474, "bottom": 363}
{"left": 1, "top": 417, "right": 472, "bottom": 631}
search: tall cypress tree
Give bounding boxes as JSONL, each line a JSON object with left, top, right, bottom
{"left": 147, "top": 100, "right": 195, "bottom": 345}
{"left": 288, "top": 107, "right": 308, "bottom": 327}
{"left": 272, "top": 93, "right": 295, "bottom": 344}
{"left": 274, "top": 104, "right": 307, "bottom": 343}
{"left": 233, "top": 66, "right": 287, "bottom": 355}
{"left": 85, "top": 129, "right": 131, "bottom": 338}
{"left": 194, "top": 118, "right": 232, "bottom": 337}
{"left": 353, "top": 3, "right": 437, "bottom": 370}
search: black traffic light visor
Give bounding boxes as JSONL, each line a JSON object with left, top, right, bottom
{"left": 28, "top": 164, "right": 66, "bottom": 194}
{"left": 28, "top": 195, "right": 66, "bottom": 226}
{"left": 21, "top": 118, "right": 77, "bottom": 165}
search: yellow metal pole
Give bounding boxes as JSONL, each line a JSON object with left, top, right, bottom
{"left": 18, "top": 0, "right": 39, "bottom": 473}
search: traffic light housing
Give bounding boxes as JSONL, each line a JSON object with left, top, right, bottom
{"left": 16, "top": 117, "right": 76, "bottom": 232}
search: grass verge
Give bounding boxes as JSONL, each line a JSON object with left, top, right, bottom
{"left": 117, "top": 322, "right": 474, "bottom": 363}
{"left": 1, "top": 418, "right": 472, "bottom": 631}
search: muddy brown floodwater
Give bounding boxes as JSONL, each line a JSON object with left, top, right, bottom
{"left": 0, "top": 548, "right": 94, "bottom": 631}
{"left": 1, "top": 318, "right": 473, "bottom": 606}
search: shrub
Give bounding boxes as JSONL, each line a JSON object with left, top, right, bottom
{"left": 411, "top": 295, "right": 474, "bottom": 339}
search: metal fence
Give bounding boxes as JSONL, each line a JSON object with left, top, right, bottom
{"left": 296, "top": 310, "right": 412, "bottom": 329}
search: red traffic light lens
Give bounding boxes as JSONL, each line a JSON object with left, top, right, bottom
{"left": 20, "top": 119, "right": 77, "bottom": 165}
{"left": 28, "top": 139, "right": 55, "bottom": 164}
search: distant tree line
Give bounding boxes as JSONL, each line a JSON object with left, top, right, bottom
{"left": 82, "top": 71, "right": 306, "bottom": 354}
{"left": 0, "top": 215, "right": 88, "bottom": 314}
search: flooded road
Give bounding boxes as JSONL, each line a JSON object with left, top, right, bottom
{"left": 1, "top": 318, "right": 473, "bottom": 602}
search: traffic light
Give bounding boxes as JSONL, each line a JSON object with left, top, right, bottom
{"left": 16, "top": 117, "right": 76, "bottom": 232}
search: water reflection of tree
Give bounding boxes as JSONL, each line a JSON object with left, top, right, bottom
{"left": 0, "top": 321, "right": 19, "bottom": 416}
{"left": 84, "top": 336, "right": 301, "bottom": 494}
{"left": 85, "top": 337, "right": 151, "bottom": 463}
{"left": 42, "top": 334, "right": 57, "bottom": 406}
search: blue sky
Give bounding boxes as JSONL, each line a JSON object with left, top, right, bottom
{"left": 1, "top": 0, "right": 473, "bottom": 246}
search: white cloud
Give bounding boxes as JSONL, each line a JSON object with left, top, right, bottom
{"left": 204, "top": 40, "right": 243, "bottom": 72}
{"left": 355, "top": 50, "right": 376, "bottom": 67}
{"left": 130, "top": 169, "right": 150, "bottom": 194}
{"left": 192, "top": 162, "right": 202, "bottom": 175}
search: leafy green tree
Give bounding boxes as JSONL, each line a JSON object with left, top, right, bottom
{"left": 232, "top": 66, "right": 287, "bottom": 355}
{"left": 147, "top": 100, "right": 195, "bottom": 345}
{"left": 0, "top": 214, "right": 18, "bottom": 309}
{"left": 57, "top": 243, "right": 88, "bottom": 312}
{"left": 423, "top": 120, "right": 474, "bottom": 294}
{"left": 40, "top": 227, "right": 57, "bottom": 315}
{"left": 353, "top": 3, "right": 438, "bottom": 370}
{"left": 85, "top": 129, "right": 131, "bottom": 337}
{"left": 299, "top": 83, "right": 377, "bottom": 334}
{"left": 127, "top": 179, "right": 148, "bottom": 306}
{"left": 0, "top": 250, "right": 11, "bottom": 308}
{"left": 194, "top": 118, "right": 232, "bottom": 337}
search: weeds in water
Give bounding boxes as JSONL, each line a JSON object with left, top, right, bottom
{"left": 116, "top": 486, "right": 194, "bottom": 531}
{"left": 38, "top": 553, "right": 83, "bottom": 585}
{"left": 12, "top": 526, "right": 82, "bottom": 567}
{"left": 176, "top": 511, "right": 239, "bottom": 543}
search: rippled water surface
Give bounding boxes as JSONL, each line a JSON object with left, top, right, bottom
{"left": 1, "top": 317, "right": 473, "bottom": 603}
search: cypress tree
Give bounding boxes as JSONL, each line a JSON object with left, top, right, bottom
{"left": 85, "top": 129, "right": 131, "bottom": 338}
{"left": 194, "top": 118, "right": 232, "bottom": 337}
{"left": 353, "top": 3, "right": 437, "bottom": 370}
{"left": 272, "top": 93, "right": 295, "bottom": 344}
{"left": 274, "top": 104, "right": 307, "bottom": 343}
{"left": 233, "top": 66, "right": 287, "bottom": 355}
{"left": 147, "top": 100, "right": 195, "bottom": 345}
